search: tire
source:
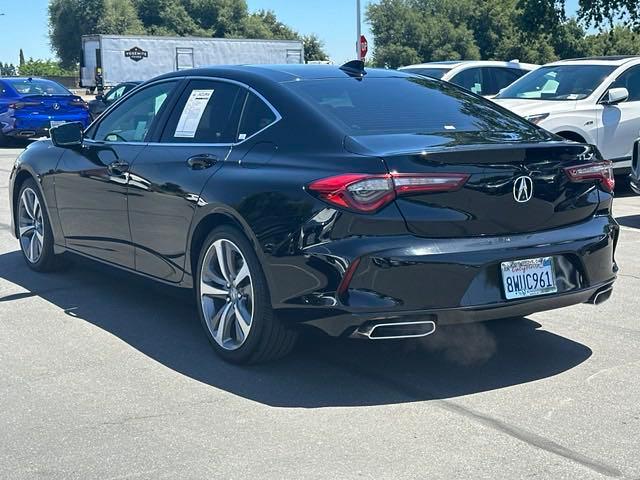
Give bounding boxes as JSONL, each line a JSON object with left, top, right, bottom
{"left": 16, "top": 179, "right": 66, "bottom": 272}
{"left": 195, "top": 226, "right": 298, "bottom": 364}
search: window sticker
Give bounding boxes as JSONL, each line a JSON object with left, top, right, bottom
{"left": 174, "top": 89, "right": 214, "bottom": 138}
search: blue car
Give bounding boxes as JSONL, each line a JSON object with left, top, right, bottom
{"left": 0, "top": 77, "right": 90, "bottom": 146}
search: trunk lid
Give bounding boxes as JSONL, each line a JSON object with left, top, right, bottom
{"left": 345, "top": 133, "right": 601, "bottom": 238}
{"left": 15, "top": 95, "right": 87, "bottom": 115}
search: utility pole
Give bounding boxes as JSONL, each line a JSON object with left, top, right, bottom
{"left": 356, "top": 0, "right": 361, "bottom": 60}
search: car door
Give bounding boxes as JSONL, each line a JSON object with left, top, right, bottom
{"left": 127, "top": 78, "right": 246, "bottom": 282}
{"left": 54, "top": 79, "right": 180, "bottom": 268}
{"left": 597, "top": 65, "right": 640, "bottom": 163}
{"left": 449, "top": 67, "right": 486, "bottom": 95}
{"left": 487, "top": 68, "right": 524, "bottom": 96}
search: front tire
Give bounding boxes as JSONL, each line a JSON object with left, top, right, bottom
{"left": 195, "top": 226, "right": 298, "bottom": 364}
{"left": 17, "top": 179, "right": 65, "bottom": 272}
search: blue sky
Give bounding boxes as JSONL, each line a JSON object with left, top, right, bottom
{"left": 0, "top": 0, "right": 580, "bottom": 65}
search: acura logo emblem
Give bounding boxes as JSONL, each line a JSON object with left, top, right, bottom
{"left": 513, "top": 176, "right": 533, "bottom": 203}
{"left": 52, "top": 103, "right": 60, "bottom": 111}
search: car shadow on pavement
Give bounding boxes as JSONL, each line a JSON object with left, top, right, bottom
{"left": 0, "top": 250, "right": 592, "bottom": 407}
{"left": 616, "top": 214, "right": 640, "bottom": 229}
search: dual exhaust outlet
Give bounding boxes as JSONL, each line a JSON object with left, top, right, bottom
{"left": 353, "top": 319, "right": 437, "bottom": 340}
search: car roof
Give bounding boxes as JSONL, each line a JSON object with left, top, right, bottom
{"left": 548, "top": 55, "right": 640, "bottom": 66}
{"left": 399, "top": 60, "right": 538, "bottom": 70}
{"left": 154, "top": 64, "right": 413, "bottom": 84}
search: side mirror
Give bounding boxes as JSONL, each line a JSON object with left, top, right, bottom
{"left": 603, "top": 87, "right": 629, "bottom": 105}
{"left": 50, "top": 122, "right": 84, "bottom": 148}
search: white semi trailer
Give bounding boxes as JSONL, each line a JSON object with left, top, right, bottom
{"left": 80, "top": 34, "right": 305, "bottom": 90}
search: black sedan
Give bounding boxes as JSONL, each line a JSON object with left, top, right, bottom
{"left": 87, "top": 81, "right": 141, "bottom": 120}
{"left": 9, "top": 62, "right": 619, "bottom": 364}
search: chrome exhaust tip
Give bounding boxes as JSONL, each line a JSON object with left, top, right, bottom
{"left": 589, "top": 285, "right": 613, "bottom": 305}
{"left": 353, "top": 320, "right": 436, "bottom": 340}
{"left": 18, "top": 131, "right": 36, "bottom": 137}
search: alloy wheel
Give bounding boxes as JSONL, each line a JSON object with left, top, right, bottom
{"left": 18, "top": 188, "right": 44, "bottom": 264}
{"left": 200, "top": 239, "right": 254, "bottom": 350}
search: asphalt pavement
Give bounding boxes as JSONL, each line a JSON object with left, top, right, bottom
{"left": 1, "top": 146, "right": 639, "bottom": 479}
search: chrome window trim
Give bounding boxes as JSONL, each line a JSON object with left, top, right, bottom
{"left": 86, "top": 75, "right": 282, "bottom": 149}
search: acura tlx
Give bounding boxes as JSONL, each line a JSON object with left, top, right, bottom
{"left": 9, "top": 61, "right": 618, "bottom": 364}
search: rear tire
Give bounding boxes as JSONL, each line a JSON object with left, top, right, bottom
{"left": 195, "top": 226, "right": 298, "bottom": 364}
{"left": 17, "top": 179, "right": 66, "bottom": 272}
{"left": 0, "top": 131, "right": 9, "bottom": 147}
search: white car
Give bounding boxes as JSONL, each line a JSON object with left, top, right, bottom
{"left": 493, "top": 56, "right": 640, "bottom": 173}
{"left": 399, "top": 60, "right": 538, "bottom": 97}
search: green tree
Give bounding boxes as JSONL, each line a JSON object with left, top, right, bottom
{"left": 19, "top": 49, "right": 25, "bottom": 67}
{"left": 302, "top": 34, "right": 329, "bottom": 62}
{"left": 0, "top": 62, "right": 18, "bottom": 76}
{"left": 586, "top": 26, "right": 640, "bottom": 55}
{"left": 49, "top": 0, "right": 104, "bottom": 67}
{"left": 97, "top": 0, "right": 145, "bottom": 34}
{"left": 18, "top": 58, "right": 76, "bottom": 76}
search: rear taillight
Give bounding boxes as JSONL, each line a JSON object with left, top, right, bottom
{"left": 307, "top": 172, "right": 469, "bottom": 213}
{"left": 9, "top": 101, "right": 41, "bottom": 110}
{"left": 70, "top": 98, "right": 89, "bottom": 109}
{"left": 564, "top": 161, "right": 615, "bottom": 192}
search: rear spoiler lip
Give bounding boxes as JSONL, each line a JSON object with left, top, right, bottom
{"left": 343, "top": 134, "right": 589, "bottom": 158}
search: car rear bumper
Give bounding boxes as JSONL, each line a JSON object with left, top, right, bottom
{"left": 2, "top": 114, "right": 89, "bottom": 138}
{"left": 277, "top": 214, "right": 619, "bottom": 337}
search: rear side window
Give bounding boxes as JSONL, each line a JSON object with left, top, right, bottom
{"left": 162, "top": 80, "right": 244, "bottom": 144}
{"left": 450, "top": 67, "right": 485, "bottom": 95}
{"left": 285, "top": 76, "right": 539, "bottom": 136}
{"left": 237, "top": 92, "right": 278, "bottom": 141}
{"left": 486, "top": 68, "right": 523, "bottom": 95}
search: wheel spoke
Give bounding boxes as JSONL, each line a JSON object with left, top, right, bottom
{"left": 213, "top": 302, "right": 233, "bottom": 345}
{"left": 201, "top": 281, "right": 228, "bottom": 298}
{"left": 214, "top": 240, "right": 232, "bottom": 284}
{"left": 19, "top": 225, "right": 35, "bottom": 237}
{"left": 21, "top": 192, "right": 35, "bottom": 220}
{"left": 28, "top": 236, "right": 36, "bottom": 262}
{"left": 234, "top": 301, "right": 251, "bottom": 338}
{"left": 234, "top": 261, "right": 249, "bottom": 287}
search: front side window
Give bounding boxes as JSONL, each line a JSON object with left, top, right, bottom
{"left": 450, "top": 68, "right": 484, "bottom": 95}
{"left": 105, "top": 85, "right": 126, "bottom": 104}
{"left": 237, "top": 92, "right": 277, "bottom": 141}
{"left": 93, "top": 81, "right": 177, "bottom": 142}
{"left": 611, "top": 66, "right": 640, "bottom": 102}
{"left": 161, "top": 80, "right": 244, "bottom": 144}
{"left": 285, "top": 76, "right": 542, "bottom": 137}
{"left": 496, "top": 65, "right": 616, "bottom": 101}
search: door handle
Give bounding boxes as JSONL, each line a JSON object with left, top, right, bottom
{"left": 187, "top": 154, "right": 217, "bottom": 170}
{"left": 107, "top": 161, "right": 129, "bottom": 175}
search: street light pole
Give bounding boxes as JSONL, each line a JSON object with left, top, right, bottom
{"left": 356, "top": 0, "right": 361, "bottom": 60}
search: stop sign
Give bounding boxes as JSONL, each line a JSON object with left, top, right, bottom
{"left": 359, "top": 35, "right": 368, "bottom": 59}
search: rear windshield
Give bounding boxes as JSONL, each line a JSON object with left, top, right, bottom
{"left": 399, "top": 67, "right": 450, "bottom": 79}
{"left": 285, "top": 76, "right": 540, "bottom": 136}
{"left": 5, "top": 78, "right": 70, "bottom": 96}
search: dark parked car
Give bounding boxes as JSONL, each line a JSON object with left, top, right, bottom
{"left": 0, "top": 77, "right": 90, "bottom": 145}
{"left": 9, "top": 62, "right": 619, "bottom": 364}
{"left": 87, "top": 81, "right": 141, "bottom": 120}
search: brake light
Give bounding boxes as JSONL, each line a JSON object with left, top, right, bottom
{"left": 307, "top": 172, "right": 469, "bottom": 213}
{"left": 70, "top": 98, "right": 89, "bottom": 109}
{"left": 9, "top": 101, "right": 41, "bottom": 110}
{"left": 564, "top": 161, "right": 615, "bottom": 192}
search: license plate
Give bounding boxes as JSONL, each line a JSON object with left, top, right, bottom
{"left": 501, "top": 257, "right": 557, "bottom": 300}
{"left": 50, "top": 120, "right": 66, "bottom": 128}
